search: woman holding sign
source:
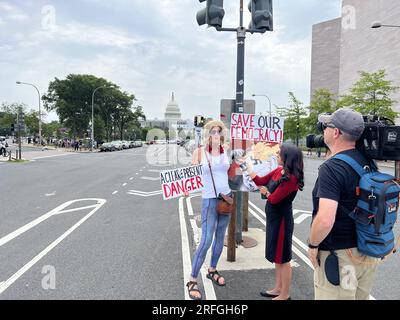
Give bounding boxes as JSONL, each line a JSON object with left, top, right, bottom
{"left": 243, "top": 143, "right": 304, "bottom": 300}
{"left": 185, "top": 120, "right": 232, "bottom": 300}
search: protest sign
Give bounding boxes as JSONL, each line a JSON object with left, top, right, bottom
{"left": 230, "top": 113, "right": 284, "bottom": 143}
{"left": 160, "top": 165, "right": 204, "bottom": 200}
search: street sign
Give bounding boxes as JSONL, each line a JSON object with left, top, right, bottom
{"left": 220, "top": 99, "right": 255, "bottom": 129}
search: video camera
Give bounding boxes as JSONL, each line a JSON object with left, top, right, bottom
{"left": 306, "top": 115, "right": 400, "bottom": 161}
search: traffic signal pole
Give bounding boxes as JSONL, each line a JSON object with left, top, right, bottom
{"left": 216, "top": 0, "right": 263, "bottom": 261}
{"left": 197, "top": 0, "right": 273, "bottom": 262}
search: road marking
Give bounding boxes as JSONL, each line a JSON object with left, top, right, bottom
{"left": 112, "top": 191, "right": 118, "bottom": 195}
{"left": 248, "top": 206, "right": 314, "bottom": 270}
{"left": 0, "top": 199, "right": 103, "bottom": 248}
{"left": 45, "top": 192, "right": 56, "bottom": 197}
{"left": 140, "top": 177, "right": 160, "bottom": 181}
{"left": 148, "top": 169, "right": 163, "bottom": 173}
{"left": 0, "top": 199, "right": 106, "bottom": 295}
{"left": 248, "top": 201, "right": 266, "bottom": 217}
{"left": 122, "top": 183, "right": 127, "bottom": 187}
{"left": 129, "top": 177, "right": 134, "bottom": 180}
{"left": 127, "top": 189, "right": 163, "bottom": 197}
{"left": 179, "top": 197, "right": 193, "bottom": 300}
{"left": 188, "top": 216, "right": 217, "bottom": 300}
{"left": 136, "top": 173, "right": 139, "bottom": 175}
{"left": 294, "top": 213, "right": 312, "bottom": 225}
{"left": 31, "top": 153, "right": 76, "bottom": 160}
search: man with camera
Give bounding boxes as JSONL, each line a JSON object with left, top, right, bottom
{"left": 308, "top": 108, "right": 380, "bottom": 300}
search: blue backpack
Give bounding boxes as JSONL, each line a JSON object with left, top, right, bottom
{"left": 333, "top": 154, "right": 400, "bottom": 259}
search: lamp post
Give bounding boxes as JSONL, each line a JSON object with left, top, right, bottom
{"left": 16, "top": 81, "right": 42, "bottom": 146}
{"left": 252, "top": 94, "right": 272, "bottom": 117}
{"left": 371, "top": 21, "right": 400, "bottom": 179}
{"left": 91, "top": 86, "right": 106, "bottom": 152}
{"left": 371, "top": 21, "right": 400, "bottom": 29}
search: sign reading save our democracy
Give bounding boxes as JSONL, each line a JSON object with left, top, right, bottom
{"left": 230, "top": 113, "right": 285, "bottom": 143}
{"left": 160, "top": 165, "right": 204, "bottom": 200}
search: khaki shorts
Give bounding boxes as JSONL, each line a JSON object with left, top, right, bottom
{"left": 314, "top": 248, "right": 379, "bottom": 300}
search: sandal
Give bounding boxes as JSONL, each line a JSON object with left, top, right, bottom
{"left": 206, "top": 270, "right": 226, "bottom": 286}
{"left": 186, "top": 281, "right": 202, "bottom": 300}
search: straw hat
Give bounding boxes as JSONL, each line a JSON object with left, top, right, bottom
{"left": 203, "top": 120, "right": 229, "bottom": 144}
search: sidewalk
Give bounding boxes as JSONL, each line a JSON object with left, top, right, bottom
{"left": 302, "top": 151, "right": 395, "bottom": 169}
{"left": 0, "top": 144, "right": 99, "bottom": 162}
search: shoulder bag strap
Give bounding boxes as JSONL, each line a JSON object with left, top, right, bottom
{"left": 204, "top": 149, "right": 219, "bottom": 199}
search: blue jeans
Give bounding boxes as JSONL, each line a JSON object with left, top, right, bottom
{"left": 190, "top": 198, "right": 231, "bottom": 279}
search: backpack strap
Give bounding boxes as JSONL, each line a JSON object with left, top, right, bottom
{"left": 332, "top": 154, "right": 368, "bottom": 177}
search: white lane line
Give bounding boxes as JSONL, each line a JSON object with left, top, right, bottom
{"left": 122, "top": 183, "right": 127, "bottom": 187}
{"left": 248, "top": 206, "right": 314, "bottom": 270}
{"left": 186, "top": 194, "right": 217, "bottom": 300}
{"left": 148, "top": 169, "right": 163, "bottom": 173}
{"left": 129, "top": 177, "right": 134, "bottom": 180}
{"left": 294, "top": 213, "right": 312, "bottom": 225}
{"left": 45, "top": 192, "right": 56, "bottom": 197}
{"left": 136, "top": 173, "right": 139, "bottom": 175}
{"left": 31, "top": 153, "right": 76, "bottom": 160}
{"left": 140, "top": 177, "right": 160, "bottom": 181}
{"left": 0, "top": 199, "right": 106, "bottom": 295}
{"left": 0, "top": 200, "right": 100, "bottom": 248}
{"left": 248, "top": 201, "right": 266, "bottom": 217}
{"left": 179, "top": 197, "right": 193, "bottom": 300}
{"left": 112, "top": 191, "right": 118, "bottom": 195}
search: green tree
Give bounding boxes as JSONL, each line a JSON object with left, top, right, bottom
{"left": 306, "top": 88, "right": 339, "bottom": 134}
{"left": 42, "top": 74, "right": 145, "bottom": 141}
{"left": 338, "top": 70, "right": 399, "bottom": 121}
{"left": 277, "top": 92, "right": 308, "bottom": 145}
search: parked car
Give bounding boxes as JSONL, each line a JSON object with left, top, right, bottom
{"left": 121, "top": 141, "right": 130, "bottom": 149}
{"left": 111, "top": 141, "right": 123, "bottom": 151}
{"left": 100, "top": 142, "right": 114, "bottom": 152}
{"left": 134, "top": 141, "right": 143, "bottom": 148}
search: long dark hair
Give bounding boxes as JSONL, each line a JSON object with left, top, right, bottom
{"left": 279, "top": 143, "right": 304, "bottom": 191}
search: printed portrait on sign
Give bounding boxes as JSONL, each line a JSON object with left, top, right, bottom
{"left": 228, "top": 142, "right": 279, "bottom": 192}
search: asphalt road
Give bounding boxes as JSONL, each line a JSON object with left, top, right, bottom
{"left": 0, "top": 145, "right": 399, "bottom": 300}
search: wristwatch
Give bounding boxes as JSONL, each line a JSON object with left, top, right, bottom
{"left": 307, "top": 239, "right": 319, "bottom": 249}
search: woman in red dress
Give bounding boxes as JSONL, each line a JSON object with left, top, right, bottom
{"left": 244, "top": 143, "right": 304, "bottom": 300}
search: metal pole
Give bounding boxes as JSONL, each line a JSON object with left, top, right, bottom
{"left": 16, "top": 82, "right": 42, "bottom": 147}
{"left": 228, "top": 0, "right": 246, "bottom": 262}
{"left": 91, "top": 86, "right": 105, "bottom": 152}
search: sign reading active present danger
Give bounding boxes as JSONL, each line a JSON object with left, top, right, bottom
{"left": 230, "top": 113, "right": 284, "bottom": 143}
{"left": 160, "top": 165, "right": 204, "bottom": 200}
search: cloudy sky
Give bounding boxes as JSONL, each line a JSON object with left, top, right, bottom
{"left": 0, "top": 0, "right": 342, "bottom": 122}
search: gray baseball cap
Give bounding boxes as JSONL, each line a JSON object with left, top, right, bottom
{"left": 318, "top": 108, "right": 365, "bottom": 139}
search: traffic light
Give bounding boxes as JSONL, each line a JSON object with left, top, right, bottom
{"left": 194, "top": 115, "right": 205, "bottom": 127}
{"left": 11, "top": 123, "right": 15, "bottom": 133}
{"left": 196, "top": 0, "right": 225, "bottom": 28}
{"left": 248, "top": 0, "right": 273, "bottom": 32}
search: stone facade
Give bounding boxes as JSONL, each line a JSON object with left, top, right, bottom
{"left": 311, "top": 0, "right": 400, "bottom": 123}
{"left": 310, "top": 18, "right": 342, "bottom": 99}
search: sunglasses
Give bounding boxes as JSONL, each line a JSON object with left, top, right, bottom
{"left": 210, "top": 130, "right": 222, "bottom": 136}
{"left": 322, "top": 123, "right": 336, "bottom": 131}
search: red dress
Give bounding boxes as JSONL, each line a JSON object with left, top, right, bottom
{"left": 253, "top": 168, "right": 299, "bottom": 264}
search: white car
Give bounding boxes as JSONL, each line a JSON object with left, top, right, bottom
{"left": 111, "top": 141, "right": 123, "bottom": 150}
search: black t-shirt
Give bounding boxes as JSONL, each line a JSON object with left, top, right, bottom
{"left": 312, "top": 149, "right": 373, "bottom": 251}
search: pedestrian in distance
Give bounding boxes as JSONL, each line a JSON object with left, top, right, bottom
{"left": 243, "top": 143, "right": 304, "bottom": 300}
{"left": 185, "top": 120, "right": 232, "bottom": 300}
{"left": 308, "top": 108, "right": 380, "bottom": 300}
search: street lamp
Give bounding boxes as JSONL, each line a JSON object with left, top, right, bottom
{"left": 91, "top": 85, "right": 106, "bottom": 152}
{"left": 371, "top": 20, "right": 400, "bottom": 180}
{"left": 16, "top": 81, "right": 42, "bottom": 146}
{"left": 371, "top": 21, "right": 400, "bottom": 28}
{"left": 252, "top": 94, "right": 272, "bottom": 117}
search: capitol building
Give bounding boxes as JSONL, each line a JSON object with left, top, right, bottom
{"left": 139, "top": 93, "right": 193, "bottom": 130}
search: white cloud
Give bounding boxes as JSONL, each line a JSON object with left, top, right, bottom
{"left": 0, "top": 1, "right": 13, "bottom": 11}
{"left": 1, "top": 0, "right": 343, "bottom": 122}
